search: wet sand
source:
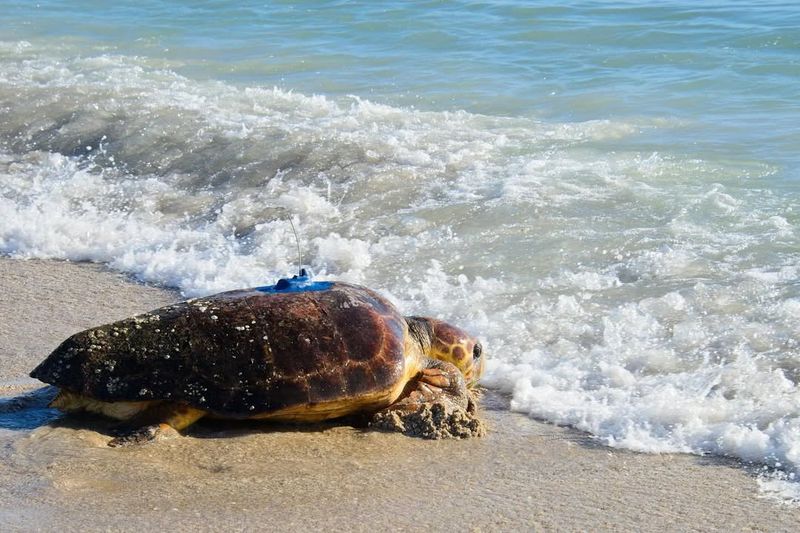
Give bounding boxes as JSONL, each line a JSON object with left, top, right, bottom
{"left": 1, "top": 258, "right": 799, "bottom": 532}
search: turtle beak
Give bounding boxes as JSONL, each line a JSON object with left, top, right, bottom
{"left": 465, "top": 341, "right": 485, "bottom": 387}
{"left": 465, "top": 357, "right": 484, "bottom": 388}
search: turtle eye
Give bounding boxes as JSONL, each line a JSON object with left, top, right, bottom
{"left": 473, "top": 343, "right": 482, "bottom": 360}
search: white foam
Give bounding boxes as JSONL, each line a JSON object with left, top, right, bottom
{"left": 759, "top": 475, "right": 800, "bottom": 505}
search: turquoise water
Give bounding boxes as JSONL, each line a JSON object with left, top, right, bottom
{"left": 3, "top": 1, "right": 799, "bottom": 165}
{"left": 2, "top": 0, "right": 800, "bottom": 501}
{"left": 3, "top": 1, "right": 798, "bottom": 173}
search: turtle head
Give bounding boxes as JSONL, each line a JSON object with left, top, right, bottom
{"left": 405, "top": 316, "right": 485, "bottom": 387}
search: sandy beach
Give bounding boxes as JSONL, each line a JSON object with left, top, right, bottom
{"left": 0, "top": 258, "right": 797, "bottom": 531}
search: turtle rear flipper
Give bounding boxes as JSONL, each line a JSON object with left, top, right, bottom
{"left": 108, "top": 403, "right": 206, "bottom": 447}
{"left": 370, "top": 360, "right": 485, "bottom": 439}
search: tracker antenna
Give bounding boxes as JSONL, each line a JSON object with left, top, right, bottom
{"left": 287, "top": 216, "right": 304, "bottom": 276}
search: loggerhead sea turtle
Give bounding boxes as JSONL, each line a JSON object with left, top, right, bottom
{"left": 30, "top": 272, "right": 485, "bottom": 446}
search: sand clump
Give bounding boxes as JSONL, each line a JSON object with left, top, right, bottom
{"left": 371, "top": 395, "right": 486, "bottom": 439}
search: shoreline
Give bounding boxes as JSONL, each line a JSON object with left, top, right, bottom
{"left": 1, "top": 257, "right": 799, "bottom": 531}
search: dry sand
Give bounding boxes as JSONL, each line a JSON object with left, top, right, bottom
{"left": 1, "top": 258, "right": 799, "bottom": 532}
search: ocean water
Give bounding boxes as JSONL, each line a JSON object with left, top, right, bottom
{"left": 1, "top": 0, "right": 799, "bottom": 501}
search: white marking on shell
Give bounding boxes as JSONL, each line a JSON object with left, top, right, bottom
{"left": 106, "top": 377, "right": 120, "bottom": 393}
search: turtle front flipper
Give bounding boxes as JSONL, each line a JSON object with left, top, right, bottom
{"left": 108, "top": 403, "right": 206, "bottom": 447}
{"left": 370, "top": 359, "right": 485, "bottom": 439}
